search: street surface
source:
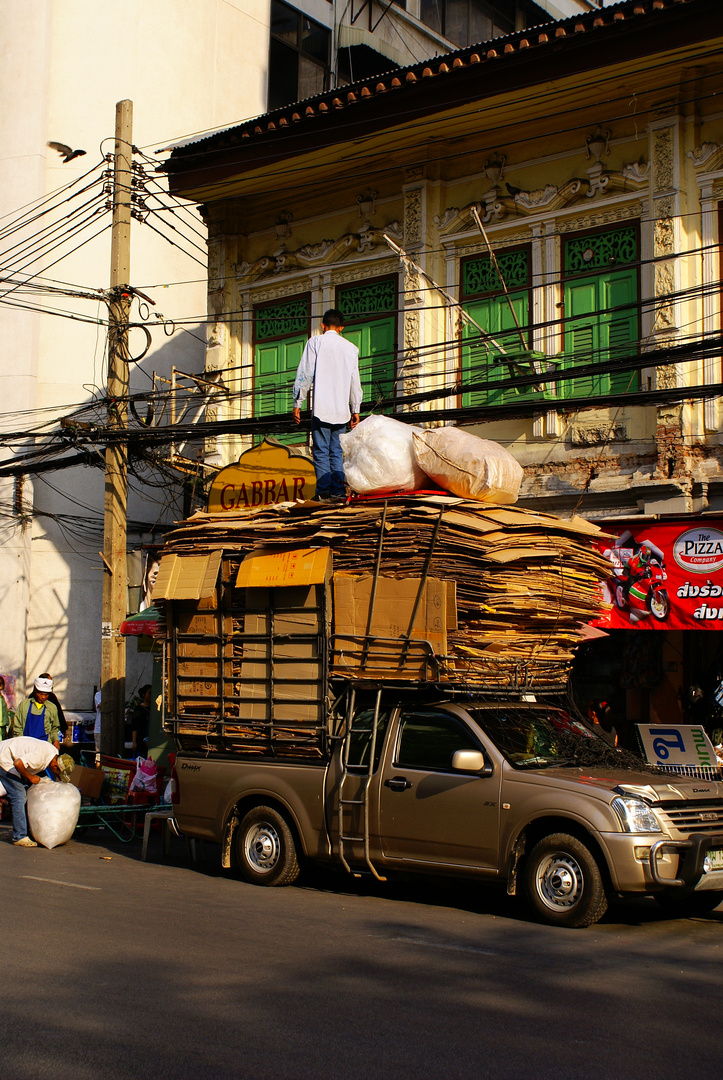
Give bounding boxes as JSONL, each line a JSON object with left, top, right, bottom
{"left": 2, "top": 820, "right": 720, "bottom": 1080}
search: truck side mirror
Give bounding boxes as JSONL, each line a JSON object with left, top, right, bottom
{"left": 452, "top": 749, "right": 493, "bottom": 776}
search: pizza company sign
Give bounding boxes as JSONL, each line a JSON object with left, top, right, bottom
{"left": 595, "top": 519, "right": 723, "bottom": 630}
{"left": 673, "top": 527, "right": 723, "bottom": 574}
{"left": 207, "top": 440, "right": 316, "bottom": 511}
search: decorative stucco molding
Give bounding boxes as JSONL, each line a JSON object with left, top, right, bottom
{"left": 687, "top": 143, "right": 722, "bottom": 171}
{"left": 434, "top": 160, "right": 648, "bottom": 235}
{"left": 231, "top": 221, "right": 403, "bottom": 285}
{"left": 555, "top": 201, "right": 645, "bottom": 233}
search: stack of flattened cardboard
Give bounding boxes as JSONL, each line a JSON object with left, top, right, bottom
{"left": 158, "top": 495, "right": 612, "bottom": 693}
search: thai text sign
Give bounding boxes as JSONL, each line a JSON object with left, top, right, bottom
{"left": 208, "top": 439, "right": 316, "bottom": 511}
{"left": 636, "top": 724, "right": 718, "bottom": 771}
{"left": 594, "top": 520, "right": 723, "bottom": 629}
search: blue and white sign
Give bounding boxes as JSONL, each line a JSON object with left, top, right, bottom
{"left": 637, "top": 724, "right": 718, "bottom": 770}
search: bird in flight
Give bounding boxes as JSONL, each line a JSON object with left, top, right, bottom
{"left": 48, "top": 141, "right": 87, "bottom": 163}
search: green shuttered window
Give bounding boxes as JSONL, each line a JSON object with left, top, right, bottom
{"left": 561, "top": 225, "right": 640, "bottom": 398}
{"left": 337, "top": 278, "right": 397, "bottom": 412}
{"left": 460, "top": 248, "right": 536, "bottom": 407}
{"left": 253, "top": 295, "right": 310, "bottom": 443}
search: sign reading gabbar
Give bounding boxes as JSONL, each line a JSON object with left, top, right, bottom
{"left": 207, "top": 440, "right": 316, "bottom": 512}
{"left": 593, "top": 520, "right": 723, "bottom": 630}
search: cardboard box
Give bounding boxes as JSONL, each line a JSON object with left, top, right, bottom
{"left": 68, "top": 764, "right": 104, "bottom": 800}
{"left": 332, "top": 573, "right": 451, "bottom": 679}
{"left": 236, "top": 547, "right": 331, "bottom": 589}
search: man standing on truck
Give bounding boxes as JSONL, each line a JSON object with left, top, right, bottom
{"left": 292, "top": 309, "right": 362, "bottom": 501}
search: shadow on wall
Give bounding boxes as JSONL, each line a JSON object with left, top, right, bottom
{"left": 24, "top": 323, "right": 207, "bottom": 714}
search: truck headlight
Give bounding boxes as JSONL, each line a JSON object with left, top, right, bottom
{"left": 612, "top": 796, "right": 662, "bottom": 833}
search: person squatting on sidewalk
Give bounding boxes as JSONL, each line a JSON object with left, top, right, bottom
{"left": 292, "top": 309, "right": 362, "bottom": 500}
{"left": 0, "top": 736, "right": 74, "bottom": 846}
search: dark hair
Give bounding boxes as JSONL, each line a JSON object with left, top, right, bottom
{"left": 322, "top": 309, "right": 345, "bottom": 328}
{"left": 139, "top": 684, "right": 152, "bottom": 697}
{"left": 589, "top": 699, "right": 614, "bottom": 730}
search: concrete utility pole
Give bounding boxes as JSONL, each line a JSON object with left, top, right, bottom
{"left": 101, "top": 99, "right": 133, "bottom": 756}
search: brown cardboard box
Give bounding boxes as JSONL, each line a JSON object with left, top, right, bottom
{"left": 236, "top": 547, "right": 331, "bottom": 588}
{"left": 68, "top": 764, "right": 104, "bottom": 800}
{"left": 332, "top": 573, "right": 451, "bottom": 679}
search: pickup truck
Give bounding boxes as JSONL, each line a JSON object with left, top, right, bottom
{"left": 170, "top": 690, "right": 723, "bottom": 928}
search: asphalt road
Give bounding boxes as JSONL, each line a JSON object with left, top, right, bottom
{"left": 2, "top": 822, "right": 720, "bottom": 1080}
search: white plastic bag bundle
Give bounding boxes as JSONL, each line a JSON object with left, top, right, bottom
{"left": 340, "top": 415, "right": 427, "bottom": 494}
{"left": 27, "top": 781, "right": 81, "bottom": 849}
{"left": 412, "top": 427, "right": 523, "bottom": 504}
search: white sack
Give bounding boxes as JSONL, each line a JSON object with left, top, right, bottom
{"left": 27, "top": 781, "right": 81, "bottom": 849}
{"left": 0, "top": 779, "right": 6, "bottom": 797}
{"left": 340, "top": 414, "right": 427, "bottom": 494}
{"left": 412, "top": 427, "right": 523, "bottom": 504}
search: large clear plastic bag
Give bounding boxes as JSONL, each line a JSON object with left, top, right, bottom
{"left": 27, "top": 781, "right": 81, "bottom": 849}
{"left": 340, "top": 414, "right": 427, "bottom": 494}
{"left": 412, "top": 426, "right": 523, "bottom": 504}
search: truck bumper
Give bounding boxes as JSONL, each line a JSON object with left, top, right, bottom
{"left": 601, "top": 831, "right": 723, "bottom": 893}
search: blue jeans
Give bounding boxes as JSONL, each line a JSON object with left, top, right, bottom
{"left": 312, "top": 418, "right": 346, "bottom": 497}
{"left": 0, "top": 766, "right": 30, "bottom": 841}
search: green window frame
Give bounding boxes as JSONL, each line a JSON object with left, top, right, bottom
{"left": 460, "top": 247, "right": 538, "bottom": 407}
{"left": 560, "top": 224, "right": 640, "bottom": 399}
{"left": 336, "top": 277, "right": 397, "bottom": 413}
{"left": 253, "top": 294, "right": 310, "bottom": 443}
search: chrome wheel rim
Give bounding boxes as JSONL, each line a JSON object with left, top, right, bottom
{"left": 649, "top": 592, "right": 667, "bottom": 619}
{"left": 245, "top": 822, "right": 281, "bottom": 873}
{"left": 535, "top": 852, "right": 584, "bottom": 911}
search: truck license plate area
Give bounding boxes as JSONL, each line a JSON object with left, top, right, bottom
{"left": 707, "top": 848, "right": 723, "bottom": 871}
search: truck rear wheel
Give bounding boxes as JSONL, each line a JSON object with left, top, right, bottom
{"left": 524, "top": 832, "right": 608, "bottom": 928}
{"left": 236, "top": 805, "right": 300, "bottom": 887}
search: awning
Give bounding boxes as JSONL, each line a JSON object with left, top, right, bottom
{"left": 120, "top": 606, "right": 161, "bottom": 637}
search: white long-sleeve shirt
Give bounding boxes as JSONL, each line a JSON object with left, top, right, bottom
{"left": 293, "top": 330, "right": 362, "bottom": 425}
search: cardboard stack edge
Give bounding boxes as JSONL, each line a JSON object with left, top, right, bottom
{"left": 155, "top": 495, "right": 613, "bottom": 755}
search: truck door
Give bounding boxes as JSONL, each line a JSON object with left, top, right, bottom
{"left": 378, "top": 709, "right": 500, "bottom": 871}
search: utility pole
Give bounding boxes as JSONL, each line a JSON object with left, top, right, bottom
{"left": 101, "top": 99, "right": 133, "bottom": 756}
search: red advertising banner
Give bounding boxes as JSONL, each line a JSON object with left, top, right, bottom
{"left": 593, "top": 520, "right": 723, "bottom": 630}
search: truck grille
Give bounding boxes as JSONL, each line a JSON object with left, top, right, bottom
{"left": 655, "top": 800, "right": 723, "bottom": 834}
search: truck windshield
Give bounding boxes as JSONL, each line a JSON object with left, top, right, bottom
{"left": 468, "top": 706, "right": 604, "bottom": 769}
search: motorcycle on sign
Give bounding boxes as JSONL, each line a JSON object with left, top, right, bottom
{"left": 611, "top": 539, "right": 670, "bottom": 622}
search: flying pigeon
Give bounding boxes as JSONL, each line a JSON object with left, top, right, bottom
{"left": 48, "top": 141, "right": 87, "bottom": 163}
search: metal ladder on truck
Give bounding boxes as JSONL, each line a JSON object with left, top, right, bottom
{"left": 336, "top": 686, "right": 386, "bottom": 881}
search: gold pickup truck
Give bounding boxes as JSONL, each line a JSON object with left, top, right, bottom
{"left": 169, "top": 693, "right": 723, "bottom": 928}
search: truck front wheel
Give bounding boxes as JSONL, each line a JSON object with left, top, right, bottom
{"left": 236, "top": 805, "right": 300, "bottom": 887}
{"left": 524, "top": 833, "right": 608, "bottom": 928}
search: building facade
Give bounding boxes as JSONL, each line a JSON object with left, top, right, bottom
{"left": 0, "top": 0, "right": 481, "bottom": 718}
{"left": 164, "top": 0, "right": 723, "bottom": 731}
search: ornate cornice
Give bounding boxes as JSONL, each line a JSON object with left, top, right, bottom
{"left": 435, "top": 157, "right": 649, "bottom": 236}
{"left": 687, "top": 142, "right": 723, "bottom": 172}
{"left": 232, "top": 221, "right": 403, "bottom": 285}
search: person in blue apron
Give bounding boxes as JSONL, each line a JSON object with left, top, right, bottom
{"left": 12, "top": 676, "right": 61, "bottom": 750}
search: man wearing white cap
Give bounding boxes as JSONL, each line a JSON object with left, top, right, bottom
{"left": 12, "top": 676, "right": 61, "bottom": 749}
{"left": 0, "top": 735, "right": 74, "bottom": 846}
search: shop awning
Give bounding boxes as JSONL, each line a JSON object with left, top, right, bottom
{"left": 120, "top": 606, "right": 161, "bottom": 637}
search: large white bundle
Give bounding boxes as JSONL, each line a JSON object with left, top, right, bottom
{"left": 412, "top": 427, "right": 523, "bottom": 504}
{"left": 340, "top": 414, "right": 427, "bottom": 494}
{"left": 27, "top": 781, "right": 81, "bottom": 849}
